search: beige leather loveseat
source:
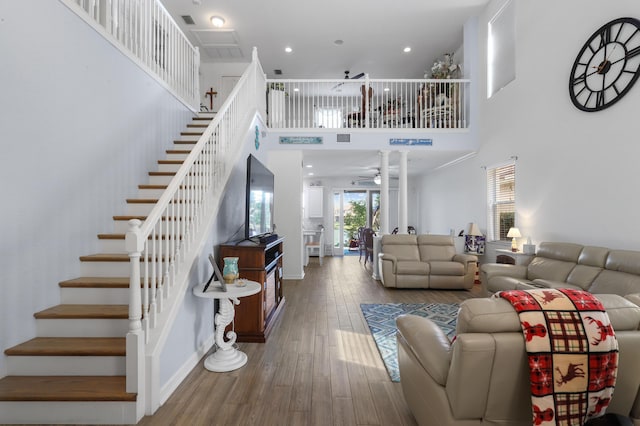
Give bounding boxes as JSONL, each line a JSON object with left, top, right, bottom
{"left": 379, "top": 235, "right": 477, "bottom": 289}
{"left": 481, "top": 242, "right": 640, "bottom": 302}
{"left": 396, "top": 294, "right": 640, "bottom": 425}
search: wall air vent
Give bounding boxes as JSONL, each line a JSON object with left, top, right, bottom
{"left": 181, "top": 15, "right": 196, "bottom": 25}
{"left": 337, "top": 134, "right": 351, "bottom": 143}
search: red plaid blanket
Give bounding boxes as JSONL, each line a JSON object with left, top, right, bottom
{"left": 498, "top": 289, "right": 618, "bottom": 426}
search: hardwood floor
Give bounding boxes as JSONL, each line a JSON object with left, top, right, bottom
{"left": 138, "top": 255, "right": 482, "bottom": 426}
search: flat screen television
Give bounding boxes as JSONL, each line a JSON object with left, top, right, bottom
{"left": 245, "top": 154, "right": 274, "bottom": 240}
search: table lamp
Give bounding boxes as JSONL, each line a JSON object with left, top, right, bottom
{"left": 507, "top": 227, "right": 521, "bottom": 252}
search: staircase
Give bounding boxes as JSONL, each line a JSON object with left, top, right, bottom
{"left": 0, "top": 113, "right": 214, "bottom": 425}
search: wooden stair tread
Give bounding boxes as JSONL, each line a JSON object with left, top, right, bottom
{"left": 139, "top": 184, "right": 167, "bottom": 189}
{"left": 173, "top": 140, "right": 196, "bottom": 145}
{"left": 126, "top": 198, "right": 158, "bottom": 204}
{"left": 166, "top": 149, "right": 191, "bottom": 154}
{"left": 180, "top": 131, "right": 203, "bottom": 136}
{"left": 35, "top": 304, "right": 128, "bottom": 319}
{"left": 149, "top": 171, "right": 175, "bottom": 176}
{"left": 187, "top": 124, "right": 208, "bottom": 128}
{"left": 80, "top": 253, "right": 129, "bottom": 262}
{"left": 113, "top": 215, "right": 147, "bottom": 221}
{"left": 5, "top": 337, "right": 125, "bottom": 356}
{"left": 0, "top": 376, "right": 135, "bottom": 401}
{"left": 158, "top": 160, "right": 184, "bottom": 165}
{"left": 98, "top": 233, "right": 180, "bottom": 241}
{"left": 59, "top": 277, "right": 130, "bottom": 288}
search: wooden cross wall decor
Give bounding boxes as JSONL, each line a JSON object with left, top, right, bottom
{"left": 205, "top": 87, "right": 217, "bottom": 110}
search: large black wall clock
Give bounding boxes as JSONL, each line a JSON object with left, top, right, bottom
{"left": 569, "top": 17, "right": 640, "bottom": 112}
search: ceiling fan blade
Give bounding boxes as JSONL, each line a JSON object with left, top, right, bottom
{"left": 350, "top": 72, "right": 365, "bottom": 79}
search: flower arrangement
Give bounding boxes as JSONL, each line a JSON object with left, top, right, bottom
{"left": 428, "top": 53, "right": 461, "bottom": 79}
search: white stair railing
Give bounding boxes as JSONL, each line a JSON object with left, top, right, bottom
{"left": 125, "top": 48, "right": 266, "bottom": 402}
{"left": 60, "top": 0, "right": 200, "bottom": 110}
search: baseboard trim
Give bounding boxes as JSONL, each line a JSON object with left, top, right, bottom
{"left": 159, "top": 334, "right": 215, "bottom": 406}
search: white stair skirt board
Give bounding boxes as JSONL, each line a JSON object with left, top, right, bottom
{"left": 7, "top": 355, "right": 125, "bottom": 376}
{"left": 0, "top": 401, "right": 137, "bottom": 425}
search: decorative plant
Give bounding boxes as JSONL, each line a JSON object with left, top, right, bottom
{"left": 429, "top": 53, "right": 461, "bottom": 79}
{"left": 269, "top": 82, "right": 286, "bottom": 91}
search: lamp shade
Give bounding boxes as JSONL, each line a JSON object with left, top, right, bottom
{"left": 506, "top": 227, "right": 521, "bottom": 238}
{"left": 467, "top": 222, "right": 482, "bottom": 236}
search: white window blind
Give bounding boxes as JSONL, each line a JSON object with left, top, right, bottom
{"left": 487, "top": 163, "right": 516, "bottom": 241}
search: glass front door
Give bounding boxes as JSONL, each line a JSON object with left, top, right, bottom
{"left": 332, "top": 190, "right": 371, "bottom": 256}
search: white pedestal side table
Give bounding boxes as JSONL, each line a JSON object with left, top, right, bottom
{"left": 193, "top": 280, "right": 261, "bottom": 372}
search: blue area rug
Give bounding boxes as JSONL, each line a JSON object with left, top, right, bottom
{"left": 360, "top": 303, "right": 459, "bottom": 382}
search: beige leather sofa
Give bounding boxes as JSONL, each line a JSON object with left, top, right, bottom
{"left": 396, "top": 294, "right": 640, "bottom": 425}
{"left": 481, "top": 242, "right": 640, "bottom": 301}
{"left": 379, "top": 235, "right": 477, "bottom": 289}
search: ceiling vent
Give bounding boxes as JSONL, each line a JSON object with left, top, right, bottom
{"left": 337, "top": 134, "right": 351, "bottom": 143}
{"left": 181, "top": 15, "right": 196, "bottom": 25}
{"left": 274, "top": 69, "right": 283, "bottom": 75}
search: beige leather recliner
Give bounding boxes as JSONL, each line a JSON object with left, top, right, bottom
{"left": 396, "top": 294, "right": 640, "bottom": 425}
{"left": 379, "top": 234, "right": 477, "bottom": 289}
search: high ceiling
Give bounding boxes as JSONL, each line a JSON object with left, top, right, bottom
{"left": 161, "top": 0, "right": 489, "bottom": 178}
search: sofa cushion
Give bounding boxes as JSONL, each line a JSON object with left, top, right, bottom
{"left": 430, "top": 261, "right": 464, "bottom": 276}
{"left": 381, "top": 235, "right": 420, "bottom": 261}
{"left": 536, "top": 242, "right": 584, "bottom": 262}
{"left": 396, "top": 261, "right": 429, "bottom": 275}
{"left": 589, "top": 270, "right": 640, "bottom": 296}
{"left": 417, "top": 235, "right": 456, "bottom": 261}
{"left": 606, "top": 250, "right": 640, "bottom": 276}
{"left": 526, "top": 257, "right": 575, "bottom": 282}
{"left": 488, "top": 276, "right": 534, "bottom": 292}
{"left": 565, "top": 264, "right": 603, "bottom": 290}
{"left": 577, "top": 246, "right": 609, "bottom": 267}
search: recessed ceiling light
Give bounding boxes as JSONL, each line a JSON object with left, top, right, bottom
{"left": 285, "top": 46, "right": 293, "bottom": 53}
{"left": 294, "top": 87, "right": 299, "bottom": 92}
{"left": 210, "top": 16, "right": 225, "bottom": 27}
{"left": 306, "top": 164, "right": 313, "bottom": 168}
{"left": 334, "top": 39, "right": 344, "bottom": 45}
{"left": 384, "top": 87, "right": 390, "bottom": 92}
{"left": 403, "top": 46, "right": 411, "bottom": 53}
{"left": 308, "top": 172, "right": 314, "bottom": 176}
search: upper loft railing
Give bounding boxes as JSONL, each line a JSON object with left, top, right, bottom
{"left": 265, "top": 77, "right": 470, "bottom": 130}
{"left": 61, "top": 0, "right": 200, "bottom": 110}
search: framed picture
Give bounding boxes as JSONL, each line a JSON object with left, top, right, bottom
{"left": 203, "top": 254, "right": 226, "bottom": 292}
{"left": 464, "top": 235, "right": 486, "bottom": 254}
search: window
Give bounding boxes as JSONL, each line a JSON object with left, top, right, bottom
{"left": 487, "top": 0, "right": 515, "bottom": 98}
{"left": 487, "top": 163, "right": 515, "bottom": 241}
{"left": 315, "top": 107, "right": 342, "bottom": 128}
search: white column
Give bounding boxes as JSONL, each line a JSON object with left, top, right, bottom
{"left": 379, "top": 150, "right": 390, "bottom": 235}
{"left": 398, "top": 151, "right": 408, "bottom": 234}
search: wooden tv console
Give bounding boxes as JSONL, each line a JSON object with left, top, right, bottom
{"left": 219, "top": 237, "right": 285, "bottom": 343}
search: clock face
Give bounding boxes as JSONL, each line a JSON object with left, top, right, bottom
{"left": 569, "top": 17, "right": 640, "bottom": 112}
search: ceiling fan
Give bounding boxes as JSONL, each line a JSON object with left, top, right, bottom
{"left": 351, "top": 168, "right": 399, "bottom": 186}
{"left": 331, "top": 70, "right": 365, "bottom": 90}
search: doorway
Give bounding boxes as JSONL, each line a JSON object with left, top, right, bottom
{"left": 332, "top": 189, "right": 380, "bottom": 256}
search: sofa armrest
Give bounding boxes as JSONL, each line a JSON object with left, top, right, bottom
{"left": 480, "top": 263, "right": 527, "bottom": 281}
{"left": 380, "top": 253, "right": 398, "bottom": 269}
{"left": 453, "top": 253, "right": 478, "bottom": 266}
{"left": 396, "top": 314, "right": 452, "bottom": 385}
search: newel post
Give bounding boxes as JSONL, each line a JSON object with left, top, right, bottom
{"left": 125, "top": 219, "right": 145, "bottom": 395}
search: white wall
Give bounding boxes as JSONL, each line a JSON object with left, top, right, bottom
{"left": 199, "top": 62, "right": 250, "bottom": 112}
{"left": 0, "top": 1, "right": 193, "bottom": 376}
{"left": 418, "top": 0, "right": 640, "bottom": 256}
{"left": 269, "top": 151, "right": 304, "bottom": 279}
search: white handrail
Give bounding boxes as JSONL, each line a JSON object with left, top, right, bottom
{"left": 60, "top": 0, "right": 200, "bottom": 110}
{"left": 266, "top": 78, "right": 471, "bottom": 130}
{"left": 125, "top": 48, "right": 266, "bottom": 406}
